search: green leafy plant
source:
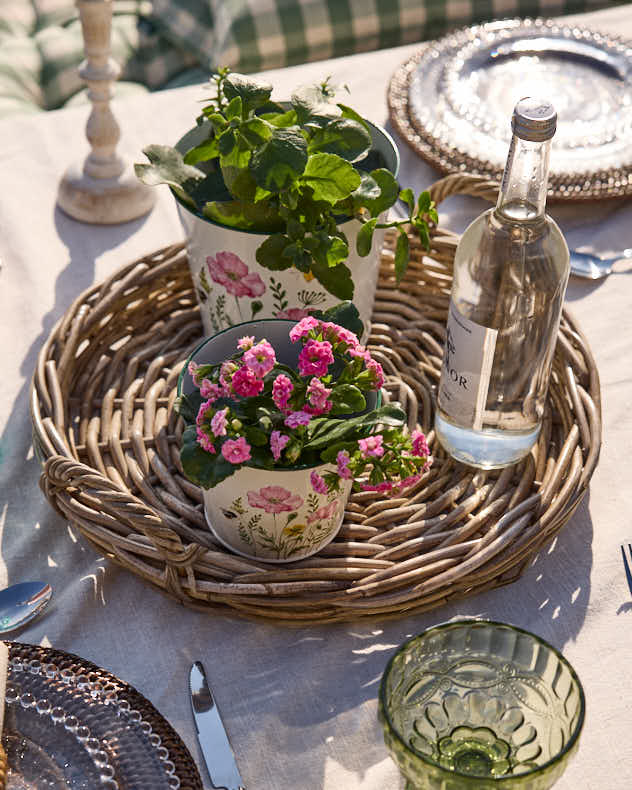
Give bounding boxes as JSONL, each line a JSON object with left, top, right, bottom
{"left": 135, "top": 69, "right": 438, "bottom": 301}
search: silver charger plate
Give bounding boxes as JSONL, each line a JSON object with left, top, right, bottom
{"left": 388, "top": 18, "right": 632, "bottom": 201}
{"left": 2, "top": 646, "right": 195, "bottom": 789}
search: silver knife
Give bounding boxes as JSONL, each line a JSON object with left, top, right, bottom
{"left": 189, "top": 661, "right": 245, "bottom": 790}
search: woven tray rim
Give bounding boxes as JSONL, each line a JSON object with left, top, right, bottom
{"left": 6, "top": 641, "right": 202, "bottom": 789}
{"left": 30, "top": 173, "right": 602, "bottom": 624}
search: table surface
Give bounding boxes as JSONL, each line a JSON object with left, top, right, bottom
{"left": 1, "top": 5, "right": 631, "bottom": 789}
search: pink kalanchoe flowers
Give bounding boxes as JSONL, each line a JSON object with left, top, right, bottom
{"left": 247, "top": 485, "right": 303, "bottom": 513}
{"left": 298, "top": 339, "right": 334, "bottom": 378}
{"left": 272, "top": 374, "right": 293, "bottom": 411}
{"left": 310, "top": 470, "right": 328, "bottom": 495}
{"left": 358, "top": 434, "right": 384, "bottom": 458}
{"left": 270, "top": 430, "right": 290, "bottom": 461}
{"left": 207, "top": 252, "right": 265, "bottom": 298}
{"left": 200, "top": 379, "right": 224, "bottom": 401}
{"left": 284, "top": 410, "right": 311, "bottom": 428}
{"left": 210, "top": 407, "right": 228, "bottom": 437}
{"left": 411, "top": 429, "right": 430, "bottom": 459}
{"left": 332, "top": 325, "right": 360, "bottom": 350}
{"left": 336, "top": 450, "right": 352, "bottom": 480}
{"left": 348, "top": 345, "right": 369, "bottom": 361}
{"left": 306, "top": 378, "right": 332, "bottom": 413}
{"left": 289, "top": 315, "right": 320, "bottom": 343}
{"left": 196, "top": 426, "right": 216, "bottom": 454}
{"left": 219, "top": 361, "right": 238, "bottom": 390}
{"left": 232, "top": 366, "right": 264, "bottom": 398}
{"left": 243, "top": 340, "right": 276, "bottom": 378}
{"left": 366, "top": 358, "right": 385, "bottom": 390}
{"left": 237, "top": 335, "right": 255, "bottom": 350}
{"left": 196, "top": 399, "right": 214, "bottom": 426}
{"left": 221, "top": 437, "right": 251, "bottom": 464}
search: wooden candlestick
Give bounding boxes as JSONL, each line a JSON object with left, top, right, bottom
{"left": 57, "top": 0, "right": 155, "bottom": 224}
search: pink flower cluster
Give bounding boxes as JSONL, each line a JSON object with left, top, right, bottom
{"left": 290, "top": 316, "right": 384, "bottom": 392}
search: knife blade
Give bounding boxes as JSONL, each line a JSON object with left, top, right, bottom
{"left": 189, "top": 661, "right": 245, "bottom": 790}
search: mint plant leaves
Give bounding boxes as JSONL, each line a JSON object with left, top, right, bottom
{"left": 136, "top": 68, "right": 436, "bottom": 298}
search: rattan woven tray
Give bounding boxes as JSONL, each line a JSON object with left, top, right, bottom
{"left": 31, "top": 173, "right": 601, "bottom": 624}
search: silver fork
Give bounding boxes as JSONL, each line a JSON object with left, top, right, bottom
{"left": 621, "top": 544, "right": 632, "bottom": 596}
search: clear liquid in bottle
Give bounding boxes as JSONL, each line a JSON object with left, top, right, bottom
{"left": 435, "top": 98, "right": 570, "bottom": 469}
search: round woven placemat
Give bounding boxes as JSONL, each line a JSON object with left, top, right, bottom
{"left": 31, "top": 173, "right": 601, "bottom": 624}
{"left": 7, "top": 641, "right": 202, "bottom": 789}
{"left": 387, "top": 20, "right": 632, "bottom": 202}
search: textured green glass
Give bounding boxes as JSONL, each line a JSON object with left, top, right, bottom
{"left": 379, "top": 621, "right": 585, "bottom": 790}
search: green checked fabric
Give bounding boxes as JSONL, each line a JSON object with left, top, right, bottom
{"left": 164, "top": 0, "right": 631, "bottom": 74}
{"left": 0, "top": 0, "right": 630, "bottom": 119}
{"left": 0, "top": 0, "right": 204, "bottom": 118}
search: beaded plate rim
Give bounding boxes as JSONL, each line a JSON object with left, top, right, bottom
{"left": 5, "top": 642, "right": 203, "bottom": 790}
{"left": 387, "top": 17, "right": 632, "bottom": 202}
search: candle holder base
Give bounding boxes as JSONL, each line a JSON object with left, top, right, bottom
{"left": 57, "top": 160, "right": 155, "bottom": 225}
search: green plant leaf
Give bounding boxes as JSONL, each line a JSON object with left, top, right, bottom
{"left": 311, "top": 301, "right": 364, "bottom": 339}
{"left": 337, "top": 103, "right": 370, "bottom": 130}
{"left": 417, "top": 190, "right": 432, "bottom": 213}
{"left": 356, "top": 218, "right": 378, "bottom": 257}
{"left": 203, "top": 112, "right": 228, "bottom": 133}
{"left": 244, "top": 426, "right": 269, "bottom": 446}
{"left": 354, "top": 169, "right": 399, "bottom": 216}
{"left": 183, "top": 136, "right": 220, "bottom": 166}
{"left": 203, "top": 199, "right": 283, "bottom": 231}
{"left": 329, "top": 236, "right": 349, "bottom": 266}
{"left": 304, "top": 404, "right": 406, "bottom": 450}
{"left": 302, "top": 153, "right": 361, "bottom": 205}
{"left": 255, "top": 234, "right": 295, "bottom": 270}
{"left": 259, "top": 108, "right": 298, "bottom": 127}
{"left": 399, "top": 187, "right": 415, "bottom": 214}
{"left": 225, "top": 95, "right": 243, "bottom": 120}
{"left": 220, "top": 164, "right": 259, "bottom": 201}
{"left": 239, "top": 117, "right": 273, "bottom": 148}
{"left": 134, "top": 145, "right": 205, "bottom": 208}
{"left": 395, "top": 229, "right": 410, "bottom": 283}
{"left": 329, "top": 384, "right": 366, "bottom": 415}
{"left": 223, "top": 73, "right": 273, "bottom": 113}
{"left": 308, "top": 118, "right": 372, "bottom": 162}
{"left": 174, "top": 392, "right": 203, "bottom": 424}
{"left": 291, "top": 84, "right": 341, "bottom": 126}
{"left": 309, "top": 258, "right": 354, "bottom": 300}
{"left": 249, "top": 128, "right": 308, "bottom": 191}
{"left": 218, "top": 128, "right": 237, "bottom": 157}
{"left": 352, "top": 172, "right": 381, "bottom": 204}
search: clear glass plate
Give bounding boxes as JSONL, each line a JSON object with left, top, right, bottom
{"left": 3, "top": 655, "right": 182, "bottom": 789}
{"left": 397, "top": 18, "right": 632, "bottom": 198}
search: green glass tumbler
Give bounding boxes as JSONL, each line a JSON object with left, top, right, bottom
{"left": 379, "top": 620, "right": 585, "bottom": 789}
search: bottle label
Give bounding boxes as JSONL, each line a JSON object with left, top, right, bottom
{"left": 439, "top": 301, "right": 497, "bottom": 430}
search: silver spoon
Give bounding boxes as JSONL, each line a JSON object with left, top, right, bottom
{"left": 0, "top": 582, "right": 52, "bottom": 634}
{"left": 570, "top": 248, "right": 632, "bottom": 280}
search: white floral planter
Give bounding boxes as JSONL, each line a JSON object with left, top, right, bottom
{"left": 202, "top": 464, "right": 352, "bottom": 562}
{"left": 178, "top": 320, "right": 363, "bottom": 562}
{"left": 174, "top": 121, "right": 399, "bottom": 339}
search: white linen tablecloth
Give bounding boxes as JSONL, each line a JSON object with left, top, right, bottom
{"left": 1, "top": 5, "right": 631, "bottom": 788}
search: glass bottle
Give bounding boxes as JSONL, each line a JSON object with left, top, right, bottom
{"left": 435, "top": 97, "right": 570, "bottom": 469}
